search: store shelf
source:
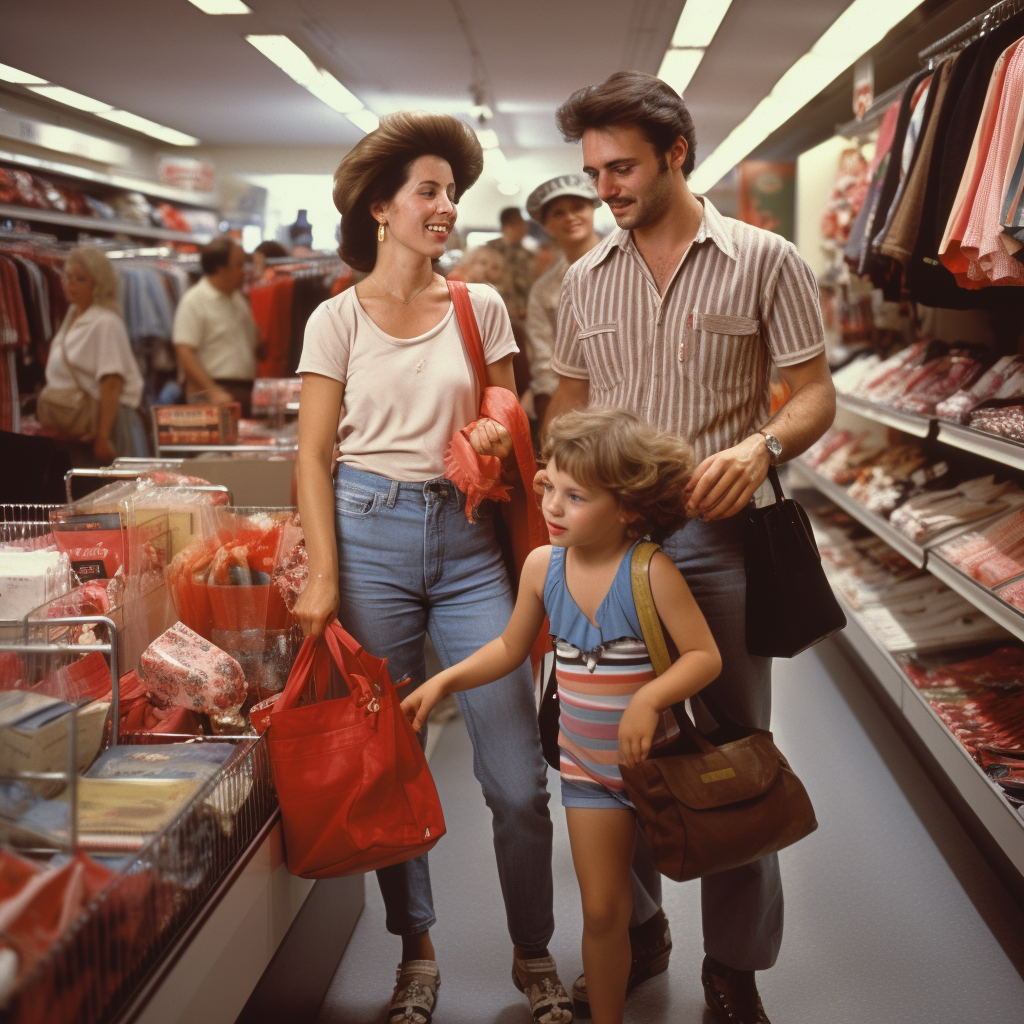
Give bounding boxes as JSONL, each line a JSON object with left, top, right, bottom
{"left": 832, "top": 599, "right": 1024, "bottom": 877}
{"left": 833, "top": 593, "right": 907, "bottom": 706}
{"left": 791, "top": 462, "right": 927, "bottom": 567}
{"left": 156, "top": 443, "right": 298, "bottom": 454}
{"left": 900, "top": 679, "right": 1024, "bottom": 877}
{"left": 935, "top": 419, "right": 1024, "bottom": 473}
{"left": 835, "top": 393, "right": 933, "bottom": 438}
{"left": 924, "top": 554, "right": 1024, "bottom": 646}
{"left": 0, "top": 146, "right": 218, "bottom": 208}
{"left": 0, "top": 202, "right": 211, "bottom": 242}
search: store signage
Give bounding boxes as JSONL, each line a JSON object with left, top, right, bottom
{"left": 853, "top": 55, "right": 874, "bottom": 120}
{"left": 158, "top": 156, "right": 215, "bottom": 192}
{"left": 0, "top": 107, "right": 131, "bottom": 166}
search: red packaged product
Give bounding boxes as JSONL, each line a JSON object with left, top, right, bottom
{"left": 140, "top": 622, "right": 247, "bottom": 715}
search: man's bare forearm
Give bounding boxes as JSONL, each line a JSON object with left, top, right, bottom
{"left": 760, "top": 379, "right": 836, "bottom": 463}
{"left": 539, "top": 374, "right": 590, "bottom": 441}
{"left": 174, "top": 345, "right": 217, "bottom": 393}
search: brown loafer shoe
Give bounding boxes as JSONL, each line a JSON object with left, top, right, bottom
{"left": 571, "top": 908, "right": 672, "bottom": 1019}
{"left": 702, "top": 956, "right": 771, "bottom": 1024}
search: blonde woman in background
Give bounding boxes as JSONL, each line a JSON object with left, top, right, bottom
{"left": 46, "top": 246, "right": 148, "bottom": 463}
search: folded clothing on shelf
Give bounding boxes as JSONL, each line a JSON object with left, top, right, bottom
{"left": 936, "top": 509, "right": 1024, "bottom": 588}
{"left": 888, "top": 475, "right": 1024, "bottom": 543}
{"left": 936, "top": 356, "right": 1024, "bottom": 423}
{"left": 968, "top": 405, "right": 1024, "bottom": 444}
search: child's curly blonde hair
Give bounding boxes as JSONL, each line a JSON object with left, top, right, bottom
{"left": 542, "top": 410, "right": 695, "bottom": 541}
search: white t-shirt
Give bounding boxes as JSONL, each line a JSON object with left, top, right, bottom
{"left": 172, "top": 276, "right": 259, "bottom": 382}
{"left": 296, "top": 283, "right": 518, "bottom": 481}
{"left": 46, "top": 305, "right": 144, "bottom": 409}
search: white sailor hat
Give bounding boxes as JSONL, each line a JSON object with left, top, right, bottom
{"left": 526, "top": 173, "right": 601, "bottom": 222}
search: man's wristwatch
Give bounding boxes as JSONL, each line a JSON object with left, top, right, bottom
{"left": 759, "top": 431, "right": 783, "bottom": 466}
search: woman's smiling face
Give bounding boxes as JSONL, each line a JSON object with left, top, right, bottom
{"left": 374, "top": 154, "right": 457, "bottom": 261}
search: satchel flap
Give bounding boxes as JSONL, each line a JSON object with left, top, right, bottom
{"left": 656, "top": 734, "right": 781, "bottom": 809}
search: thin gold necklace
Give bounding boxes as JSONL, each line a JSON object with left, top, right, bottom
{"left": 369, "top": 273, "right": 433, "bottom": 305}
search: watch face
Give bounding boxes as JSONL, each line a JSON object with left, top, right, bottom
{"left": 764, "top": 434, "right": 782, "bottom": 461}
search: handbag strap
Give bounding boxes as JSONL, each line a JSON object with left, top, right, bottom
{"left": 55, "top": 313, "right": 89, "bottom": 394}
{"left": 629, "top": 542, "right": 718, "bottom": 756}
{"left": 447, "top": 279, "right": 487, "bottom": 401}
{"left": 766, "top": 465, "right": 785, "bottom": 505}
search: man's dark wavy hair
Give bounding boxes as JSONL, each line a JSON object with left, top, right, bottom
{"left": 556, "top": 71, "right": 697, "bottom": 178}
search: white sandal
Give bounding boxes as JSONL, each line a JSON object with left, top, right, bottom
{"left": 512, "top": 955, "right": 574, "bottom": 1023}
{"left": 387, "top": 959, "right": 440, "bottom": 1024}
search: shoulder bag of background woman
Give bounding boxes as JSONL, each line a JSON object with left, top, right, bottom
{"left": 745, "top": 466, "right": 846, "bottom": 657}
{"left": 618, "top": 542, "right": 817, "bottom": 882}
{"left": 260, "top": 618, "right": 446, "bottom": 878}
{"left": 37, "top": 325, "right": 99, "bottom": 442}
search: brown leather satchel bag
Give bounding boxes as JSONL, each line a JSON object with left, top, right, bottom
{"left": 619, "top": 543, "right": 817, "bottom": 882}
{"left": 37, "top": 325, "right": 99, "bottom": 442}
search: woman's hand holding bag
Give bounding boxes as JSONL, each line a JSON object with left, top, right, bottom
{"left": 263, "top": 618, "right": 446, "bottom": 878}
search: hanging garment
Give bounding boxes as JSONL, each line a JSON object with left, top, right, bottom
{"left": 997, "top": 69, "right": 1024, "bottom": 264}
{"left": 940, "top": 38, "right": 1024, "bottom": 287}
{"left": 879, "top": 57, "right": 957, "bottom": 265}
{"left": 907, "top": 11, "right": 1024, "bottom": 309}
{"left": 252, "top": 276, "right": 294, "bottom": 378}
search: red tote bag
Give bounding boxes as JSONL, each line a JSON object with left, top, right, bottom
{"left": 266, "top": 619, "right": 446, "bottom": 878}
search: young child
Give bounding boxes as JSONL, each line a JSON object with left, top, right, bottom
{"left": 402, "top": 409, "right": 722, "bottom": 1024}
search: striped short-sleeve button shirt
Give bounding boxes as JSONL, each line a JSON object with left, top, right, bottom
{"left": 551, "top": 198, "right": 825, "bottom": 464}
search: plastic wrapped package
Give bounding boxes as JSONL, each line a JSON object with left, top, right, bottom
{"left": 0, "top": 551, "right": 71, "bottom": 621}
{"left": 167, "top": 509, "right": 303, "bottom": 698}
{"left": 140, "top": 622, "right": 247, "bottom": 715}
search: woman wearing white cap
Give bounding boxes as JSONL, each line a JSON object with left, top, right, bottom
{"left": 524, "top": 174, "right": 602, "bottom": 426}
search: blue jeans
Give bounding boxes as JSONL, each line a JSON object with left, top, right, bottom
{"left": 334, "top": 465, "right": 554, "bottom": 948}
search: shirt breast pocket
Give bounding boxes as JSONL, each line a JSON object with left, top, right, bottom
{"left": 683, "top": 312, "right": 761, "bottom": 395}
{"left": 578, "top": 323, "right": 623, "bottom": 392}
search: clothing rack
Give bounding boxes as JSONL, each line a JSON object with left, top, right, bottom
{"left": 836, "top": 78, "right": 915, "bottom": 139}
{"left": 920, "top": 0, "right": 1024, "bottom": 66}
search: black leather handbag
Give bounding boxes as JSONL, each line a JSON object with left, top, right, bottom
{"left": 744, "top": 467, "right": 846, "bottom": 658}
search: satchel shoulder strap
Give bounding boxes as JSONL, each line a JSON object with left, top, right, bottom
{"left": 630, "top": 540, "right": 722, "bottom": 756}
{"left": 630, "top": 541, "right": 671, "bottom": 677}
{"left": 447, "top": 279, "right": 487, "bottom": 399}
{"left": 54, "top": 312, "right": 89, "bottom": 393}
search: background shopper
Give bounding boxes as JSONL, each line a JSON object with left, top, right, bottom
{"left": 545, "top": 71, "right": 836, "bottom": 1024}
{"left": 173, "top": 236, "right": 260, "bottom": 415}
{"left": 45, "top": 246, "right": 147, "bottom": 464}
{"left": 524, "top": 173, "right": 602, "bottom": 425}
{"left": 293, "top": 111, "right": 571, "bottom": 1024}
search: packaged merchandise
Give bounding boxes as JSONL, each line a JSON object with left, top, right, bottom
{"left": 167, "top": 509, "right": 303, "bottom": 695}
{"left": 935, "top": 509, "right": 1024, "bottom": 587}
{"left": 936, "top": 355, "right": 1024, "bottom": 422}
{"left": 888, "top": 475, "right": 1024, "bottom": 542}
{"left": 154, "top": 404, "right": 240, "bottom": 446}
{"left": 116, "top": 669, "right": 204, "bottom": 738}
{"left": 87, "top": 741, "right": 236, "bottom": 781}
{"left": 140, "top": 622, "right": 247, "bottom": 715}
{"left": 0, "top": 551, "right": 71, "bottom": 620}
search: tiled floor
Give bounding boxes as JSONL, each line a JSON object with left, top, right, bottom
{"left": 315, "top": 640, "right": 1024, "bottom": 1023}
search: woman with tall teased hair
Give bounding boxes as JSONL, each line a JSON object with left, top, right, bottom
{"left": 293, "top": 112, "right": 571, "bottom": 1024}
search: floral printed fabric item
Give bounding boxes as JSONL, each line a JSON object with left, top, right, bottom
{"left": 140, "top": 622, "right": 246, "bottom": 715}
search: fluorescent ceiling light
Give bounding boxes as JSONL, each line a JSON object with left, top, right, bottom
{"left": 689, "top": 0, "right": 926, "bottom": 193}
{"left": 28, "top": 84, "right": 113, "bottom": 113}
{"left": 476, "top": 128, "right": 499, "bottom": 150}
{"left": 187, "top": 0, "right": 252, "bottom": 12}
{"left": 671, "top": 0, "right": 734, "bottom": 48}
{"left": 470, "top": 104, "right": 493, "bottom": 120}
{"left": 497, "top": 181, "right": 521, "bottom": 196}
{"left": 246, "top": 34, "right": 371, "bottom": 118}
{"left": 96, "top": 109, "right": 199, "bottom": 146}
{"left": 0, "top": 61, "right": 46, "bottom": 85}
{"left": 346, "top": 109, "right": 380, "bottom": 133}
{"left": 658, "top": 48, "right": 705, "bottom": 95}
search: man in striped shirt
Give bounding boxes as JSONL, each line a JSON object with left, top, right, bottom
{"left": 546, "top": 71, "right": 836, "bottom": 1024}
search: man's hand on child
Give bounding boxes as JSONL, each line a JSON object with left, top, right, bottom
{"left": 618, "top": 693, "right": 660, "bottom": 768}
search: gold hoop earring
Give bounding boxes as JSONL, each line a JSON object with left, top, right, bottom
{"left": 377, "top": 222, "right": 386, "bottom": 243}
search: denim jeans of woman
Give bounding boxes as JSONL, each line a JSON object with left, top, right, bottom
{"left": 334, "top": 464, "right": 554, "bottom": 949}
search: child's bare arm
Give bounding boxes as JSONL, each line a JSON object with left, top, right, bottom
{"left": 619, "top": 552, "right": 722, "bottom": 766}
{"left": 401, "top": 546, "right": 551, "bottom": 731}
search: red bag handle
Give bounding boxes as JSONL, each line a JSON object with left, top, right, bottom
{"left": 272, "top": 619, "right": 377, "bottom": 715}
{"left": 447, "top": 279, "right": 487, "bottom": 399}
